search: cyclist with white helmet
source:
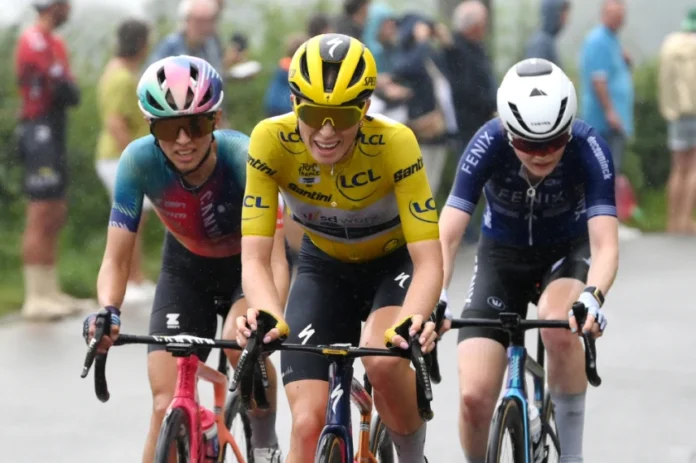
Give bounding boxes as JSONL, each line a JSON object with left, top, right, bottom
{"left": 438, "top": 58, "right": 619, "bottom": 462}
{"left": 82, "top": 55, "right": 288, "bottom": 463}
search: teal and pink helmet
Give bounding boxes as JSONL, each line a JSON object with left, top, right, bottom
{"left": 137, "top": 55, "right": 224, "bottom": 119}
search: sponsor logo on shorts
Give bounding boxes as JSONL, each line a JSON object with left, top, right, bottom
{"left": 487, "top": 296, "right": 506, "bottom": 310}
{"left": 166, "top": 313, "right": 180, "bottom": 329}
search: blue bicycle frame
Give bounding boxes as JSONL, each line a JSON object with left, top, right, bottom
{"left": 499, "top": 332, "right": 549, "bottom": 462}
{"left": 322, "top": 357, "right": 358, "bottom": 460}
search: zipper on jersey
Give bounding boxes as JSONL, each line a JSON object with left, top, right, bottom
{"left": 522, "top": 170, "right": 545, "bottom": 247}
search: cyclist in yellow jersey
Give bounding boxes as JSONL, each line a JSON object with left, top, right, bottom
{"left": 237, "top": 34, "right": 443, "bottom": 463}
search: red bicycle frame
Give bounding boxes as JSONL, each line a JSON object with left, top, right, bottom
{"left": 169, "top": 354, "right": 245, "bottom": 462}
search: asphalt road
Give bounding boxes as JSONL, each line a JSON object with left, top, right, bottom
{"left": 2, "top": 235, "right": 695, "bottom": 462}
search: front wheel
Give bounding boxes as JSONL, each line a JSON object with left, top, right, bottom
{"left": 368, "top": 414, "right": 395, "bottom": 463}
{"left": 155, "top": 407, "right": 192, "bottom": 463}
{"left": 315, "top": 433, "right": 347, "bottom": 463}
{"left": 219, "top": 390, "right": 253, "bottom": 462}
{"left": 486, "top": 398, "right": 527, "bottom": 463}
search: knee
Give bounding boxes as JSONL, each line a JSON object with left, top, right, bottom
{"left": 151, "top": 392, "right": 174, "bottom": 424}
{"left": 540, "top": 326, "right": 576, "bottom": 355}
{"left": 290, "top": 402, "right": 324, "bottom": 443}
{"left": 459, "top": 387, "right": 497, "bottom": 429}
{"left": 363, "top": 356, "right": 403, "bottom": 392}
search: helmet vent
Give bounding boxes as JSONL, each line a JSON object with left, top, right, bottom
{"left": 146, "top": 91, "right": 164, "bottom": 111}
{"left": 156, "top": 67, "right": 167, "bottom": 87}
{"left": 299, "top": 49, "right": 311, "bottom": 84}
{"left": 322, "top": 62, "right": 340, "bottom": 92}
{"left": 348, "top": 56, "right": 365, "bottom": 87}
{"left": 165, "top": 89, "right": 177, "bottom": 110}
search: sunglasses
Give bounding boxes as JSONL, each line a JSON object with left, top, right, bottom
{"left": 295, "top": 101, "right": 365, "bottom": 131}
{"left": 507, "top": 130, "right": 572, "bottom": 156}
{"left": 150, "top": 114, "right": 217, "bottom": 142}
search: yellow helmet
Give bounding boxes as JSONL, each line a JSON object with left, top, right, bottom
{"left": 288, "top": 33, "right": 378, "bottom": 106}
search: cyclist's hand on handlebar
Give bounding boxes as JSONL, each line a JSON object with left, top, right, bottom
{"left": 82, "top": 307, "right": 121, "bottom": 354}
{"left": 235, "top": 308, "right": 289, "bottom": 346}
{"left": 385, "top": 315, "right": 438, "bottom": 353}
{"left": 570, "top": 291, "right": 607, "bottom": 339}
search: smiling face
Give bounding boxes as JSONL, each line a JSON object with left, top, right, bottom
{"left": 293, "top": 96, "right": 369, "bottom": 165}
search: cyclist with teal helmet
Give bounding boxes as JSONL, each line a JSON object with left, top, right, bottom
{"left": 82, "top": 55, "right": 288, "bottom": 463}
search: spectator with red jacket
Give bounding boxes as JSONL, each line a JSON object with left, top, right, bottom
{"left": 15, "top": 0, "right": 92, "bottom": 321}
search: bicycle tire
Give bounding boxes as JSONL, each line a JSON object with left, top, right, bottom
{"left": 486, "top": 398, "right": 527, "bottom": 463}
{"left": 368, "top": 414, "right": 395, "bottom": 463}
{"left": 315, "top": 433, "right": 346, "bottom": 463}
{"left": 220, "top": 389, "right": 253, "bottom": 463}
{"left": 540, "top": 392, "right": 561, "bottom": 463}
{"left": 155, "top": 407, "right": 192, "bottom": 463}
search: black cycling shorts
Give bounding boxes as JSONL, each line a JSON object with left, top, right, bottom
{"left": 280, "top": 235, "right": 413, "bottom": 385}
{"left": 148, "top": 233, "right": 244, "bottom": 360}
{"left": 16, "top": 118, "right": 68, "bottom": 200}
{"left": 457, "top": 235, "right": 590, "bottom": 347}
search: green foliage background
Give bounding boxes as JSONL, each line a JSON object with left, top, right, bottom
{"left": 0, "top": 3, "right": 671, "bottom": 314}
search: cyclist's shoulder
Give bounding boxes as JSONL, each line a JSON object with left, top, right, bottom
{"left": 121, "top": 135, "right": 160, "bottom": 166}
{"left": 568, "top": 119, "right": 608, "bottom": 152}
{"left": 215, "top": 129, "right": 250, "bottom": 157}
{"left": 360, "top": 114, "right": 421, "bottom": 166}
{"left": 362, "top": 113, "right": 416, "bottom": 143}
{"left": 459, "top": 118, "right": 508, "bottom": 166}
{"left": 249, "top": 112, "right": 301, "bottom": 160}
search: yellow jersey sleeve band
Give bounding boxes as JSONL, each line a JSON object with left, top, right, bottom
{"left": 241, "top": 112, "right": 440, "bottom": 262}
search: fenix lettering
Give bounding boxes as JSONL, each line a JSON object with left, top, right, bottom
{"left": 288, "top": 183, "right": 333, "bottom": 202}
{"left": 247, "top": 154, "right": 278, "bottom": 176}
{"left": 461, "top": 131, "right": 493, "bottom": 175}
{"left": 393, "top": 157, "right": 424, "bottom": 182}
{"left": 587, "top": 136, "right": 613, "bottom": 180}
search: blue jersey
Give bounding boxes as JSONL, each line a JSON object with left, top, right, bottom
{"left": 446, "top": 118, "right": 616, "bottom": 247}
{"left": 109, "top": 130, "right": 251, "bottom": 258}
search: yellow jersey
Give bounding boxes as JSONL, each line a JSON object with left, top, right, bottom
{"left": 241, "top": 112, "right": 439, "bottom": 263}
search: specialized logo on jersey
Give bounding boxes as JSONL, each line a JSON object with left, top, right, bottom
{"left": 247, "top": 154, "right": 277, "bottom": 176}
{"left": 288, "top": 182, "right": 333, "bottom": 202}
{"left": 393, "top": 157, "right": 424, "bottom": 183}
{"left": 298, "top": 162, "right": 321, "bottom": 185}
{"left": 336, "top": 169, "right": 381, "bottom": 201}
{"left": 408, "top": 197, "right": 438, "bottom": 224}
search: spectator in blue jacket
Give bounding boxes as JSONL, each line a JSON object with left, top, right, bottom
{"left": 525, "top": 0, "right": 570, "bottom": 66}
{"left": 263, "top": 34, "right": 307, "bottom": 117}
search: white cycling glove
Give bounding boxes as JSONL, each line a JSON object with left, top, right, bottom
{"left": 439, "top": 289, "right": 453, "bottom": 321}
{"left": 572, "top": 288, "right": 608, "bottom": 333}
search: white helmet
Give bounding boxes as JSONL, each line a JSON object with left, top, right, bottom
{"left": 497, "top": 58, "right": 577, "bottom": 142}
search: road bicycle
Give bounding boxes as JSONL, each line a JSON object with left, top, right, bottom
{"left": 80, "top": 309, "right": 264, "bottom": 462}
{"left": 450, "top": 303, "right": 601, "bottom": 463}
{"left": 231, "top": 311, "right": 435, "bottom": 463}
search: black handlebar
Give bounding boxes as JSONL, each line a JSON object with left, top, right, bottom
{"left": 230, "top": 312, "right": 435, "bottom": 421}
{"left": 431, "top": 302, "right": 602, "bottom": 387}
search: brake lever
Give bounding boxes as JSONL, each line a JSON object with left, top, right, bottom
{"left": 571, "top": 302, "right": 602, "bottom": 387}
{"left": 80, "top": 310, "right": 110, "bottom": 379}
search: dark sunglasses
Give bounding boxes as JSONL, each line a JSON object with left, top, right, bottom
{"left": 150, "top": 114, "right": 217, "bottom": 142}
{"left": 507, "top": 130, "right": 572, "bottom": 156}
{"left": 295, "top": 101, "right": 365, "bottom": 130}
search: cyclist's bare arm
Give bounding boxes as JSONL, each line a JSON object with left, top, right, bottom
{"left": 399, "top": 239, "right": 443, "bottom": 321}
{"left": 241, "top": 236, "right": 285, "bottom": 319}
{"left": 586, "top": 215, "right": 619, "bottom": 295}
{"left": 97, "top": 227, "right": 136, "bottom": 308}
{"left": 439, "top": 206, "right": 472, "bottom": 289}
{"left": 270, "top": 226, "right": 290, "bottom": 306}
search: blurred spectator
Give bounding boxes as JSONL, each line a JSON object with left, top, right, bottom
{"left": 223, "top": 33, "right": 249, "bottom": 70}
{"left": 263, "top": 33, "right": 307, "bottom": 117}
{"left": 658, "top": 8, "right": 696, "bottom": 234}
{"left": 579, "top": 0, "right": 633, "bottom": 176}
{"left": 525, "top": 0, "right": 570, "bottom": 66}
{"left": 147, "top": 0, "right": 223, "bottom": 74}
{"left": 442, "top": 0, "right": 496, "bottom": 149}
{"left": 335, "top": 0, "right": 370, "bottom": 39}
{"left": 95, "top": 19, "right": 156, "bottom": 303}
{"left": 391, "top": 14, "right": 458, "bottom": 198}
{"left": 307, "top": 13, "right": 333, "bottom": 37}
{"left": 15, "top": 0, "right": 91, "bottom": 320}
{"left": 363, "top": 3, "right": 412, "bottom": 120}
